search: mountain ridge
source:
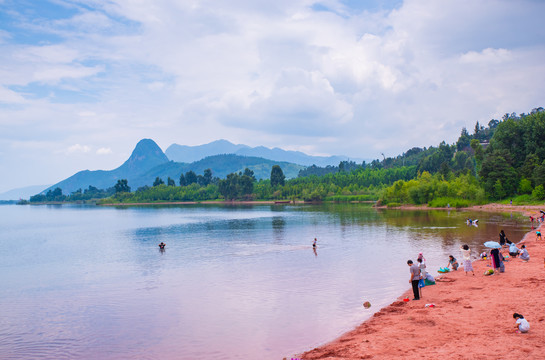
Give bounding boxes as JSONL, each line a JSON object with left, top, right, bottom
{"left": 40, "top": 139, "right": 304, "bottom": 195}
{"left": 166, "top": 139, "right": 364, "bottom": 166}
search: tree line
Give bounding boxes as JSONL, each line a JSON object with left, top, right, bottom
{"left": 31, "top": 106, "right": 545, "bottom": 206}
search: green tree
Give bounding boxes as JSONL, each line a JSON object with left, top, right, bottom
{"left": 439, "top": 161, "right": 451, "bottom": 180}
{"left": 270, "top": 165, "right": 285, "bottom": 187}
{"left": 456, "top": 127, "right": 471, "bottom": 151}
{"left": 239, "top": 173, "right": 254, "bottom": 198}
{"left": 243, "top": 168, "right": 255, "bottom": 181}
{"left": 533, "top": 185, "right": 545, "bottom": 200}
{"left": 479, "top": 150, "right": 517, "bottom": 197}
{"left": 474, "top": 121, "right": 482, "bottom": 139}
{"left": 488, "top": 119, "right": 500, "bottom": 129}
{"left": 493, "top": 179, "right": 506, "bottom": 199}
{"left": 521, "top": 154, "right": 539, "bottom": 183}
{"left": 519, "top": 178, "right": 532, "bottom": 194}
{"left": 153, "top": 177, "right": 165, "bottom": 187}
{"left": 470, "top": 139, "right": 484, "bottom": 173}
{"left": 179, "top": 173, "right": 186, "bottom": 186}
{"left": 185, "top": 171, "right": 198, "bottom": 185}
{"left": 167, "top": 177, "right": 176, "bottom": 186}
{"left": 218, "top": 173, "right": 240, "bottom": 200}
{"left": 115, "top": 179, "right": 131, "bottom": 193}
{"left": 203, "top": 168, "right": 213, "bottom": 185}
{"left": 533, "top": 159, "right": 545, "bottom": 188}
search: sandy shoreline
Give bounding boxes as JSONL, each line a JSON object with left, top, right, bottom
{"left": 295, "top": 205, "right": 545, "bottom": 360}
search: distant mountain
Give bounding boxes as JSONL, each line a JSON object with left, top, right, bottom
{"left": 166, "top": 139, "right": 362, "bottom": 166}
{"left": 135, "top": 154, "right": 303, "bottom": 187}
{"left": 42, "top": 139, "right": 170, "bottom": 194}
{"left": 165, "top": 139, "right": 250, "bottom": 163}
{"left": 41, "top": 139, "right": 304, "bottom": 195}
{"left": 0, "top": 184, "right": 51, "bottom": 200}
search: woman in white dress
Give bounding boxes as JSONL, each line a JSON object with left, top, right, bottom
{"left": 460, "top": 244, "right": 475, "bottom": 276}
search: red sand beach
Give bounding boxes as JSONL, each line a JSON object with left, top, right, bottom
{"left": 295, "top": 205, "right": 545, "bottom": 360}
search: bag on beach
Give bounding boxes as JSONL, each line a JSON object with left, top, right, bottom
{"left": 418, "top": 279, "right": 426, "bottom": 288}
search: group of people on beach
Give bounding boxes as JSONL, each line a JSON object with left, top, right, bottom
{"left": 529, "top": 211, "right": 545, "bottom": 229}
{"left": 407, "top": 252, "right": 435, "bottom": 300}
{"left": 440, "top": 244, "right": 475, "bottom": 275}
{"left": 407, "top": 224, "right": 535, "bottom": 333}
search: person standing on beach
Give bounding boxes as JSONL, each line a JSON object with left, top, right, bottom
{"left": 460, "top": 244, "right": 475, "bottom": 276}
{"left": 407, "top": 260, "right": 421, "bottom": 300}
{"left": 417, "top": 257, "right": 427, "bottom": 279}
{"left": 499, "top": 230, "right": 507, "bottom": 246}
{"left": 490, "top": 247, "right": 501, "bottom": 274}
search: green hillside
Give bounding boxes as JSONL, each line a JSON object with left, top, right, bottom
{"left": 38, "top": 140, "right": 304, "bottom": 196}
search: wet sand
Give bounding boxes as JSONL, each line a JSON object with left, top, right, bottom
{"left": 295, "top": 205, "right": 545, "bottom": 360}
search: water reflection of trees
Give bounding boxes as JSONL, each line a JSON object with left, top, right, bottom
{"left": 292, "top": 203, "right": 528, "bottom": 248}
{"left": 272, "top": 216, "right": 285, "bottom": 243}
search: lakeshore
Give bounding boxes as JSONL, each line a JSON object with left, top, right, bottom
{"left": 295, "top": 205, "right": 545, "bottom": 359}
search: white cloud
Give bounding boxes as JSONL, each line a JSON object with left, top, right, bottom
{"left": 32, "top": 65, "right": 104, "bottom": 84}
{"left": 459, "top": 48, "right": 512, "bottom": 64}
{"left": 16, "top": 44, "right": 80, "bottom": 64}
{"left": 78, "top": 111, "right": 96, "bottom": 117}
{"left": 66, "top": 144, "right": 91, "bottom": 154}
{"left": 96, "top": 147, "right": 112, "bottom": 155}
{"left": 0, "top": 86, "right": 27, "bottom": 104}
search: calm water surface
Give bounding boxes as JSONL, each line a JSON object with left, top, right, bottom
{"left": 0, "top": 204, "right": 529, "bottom": 359}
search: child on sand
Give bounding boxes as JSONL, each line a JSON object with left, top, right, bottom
{"left": 536, "top": 231, "right": 541, "bottom": 241}
{"left": 447, "top": 255, "right": 459, "bottom": 270}
{"left": 417, "top": 257, "right": 427, "bottom": 278}
{"left": 519, "top": 245, "right": 530, "bottom": 262}
{"left": 513, "top": 313, "right": 530, "bottom": 333}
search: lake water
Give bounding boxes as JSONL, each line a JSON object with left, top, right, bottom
{"left": 0, "top": 204, "right": 529, "bottom": 359}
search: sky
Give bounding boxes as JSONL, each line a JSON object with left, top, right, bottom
{"left": 1, "top": 0, "right": 545, "bottom": 193}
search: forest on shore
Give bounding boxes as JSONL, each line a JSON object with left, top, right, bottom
{"left": 31, "top": 107, "right": 545, "bottom": 207}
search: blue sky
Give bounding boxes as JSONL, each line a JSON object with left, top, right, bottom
{"left": 1, "top": 0, "right": 545, "bottom": 193}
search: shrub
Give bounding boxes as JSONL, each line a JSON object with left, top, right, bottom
{"left": 532, "top": 185, "right": 545, "bottom": 200}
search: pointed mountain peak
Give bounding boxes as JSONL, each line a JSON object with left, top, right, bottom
{"left": 121, "top": 139, "right": 169, "bottom": 173}
{"left": 131, "top": 139, "right": 164, "bottom": 157}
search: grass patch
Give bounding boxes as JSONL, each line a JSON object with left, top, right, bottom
{"left": 386, "top": 202, "right": 401, "bottom": 208}
{"left": 328, "top": 195, "right": 378, "bottom": 202}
